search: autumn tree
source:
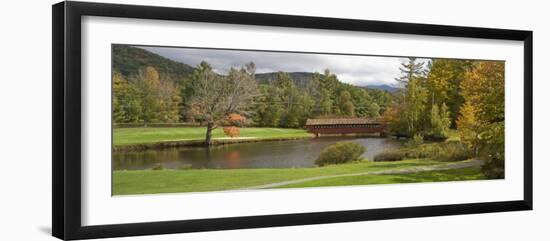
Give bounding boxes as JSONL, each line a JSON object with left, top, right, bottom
{"left": 223, "top": 126, "right": 240, "bottom": 138}
{"left": 132, "top": 66, "right": 162, "bottom": 124}
{"left": 457, "top": 101, "right": 482, "bottom": 153}
{"left": 381, "top": 105, "right": 408, "bottom": 136}
{"left": 113, "top": 71, "right": 141, "bottom": 123}
{"left": 222, "top": 114, "right": 245, "bottom": 138}
{"left": 458, "top": 61, "right": 505, "bottom": 178}
{"left": 156, "top": 77, "right": 182, "bottom": 123}
{"left": 426, "top": 59, "right": 474, "bottom": 125}
{"left": 189, "top": 61, "right": 258, "bottom": 145}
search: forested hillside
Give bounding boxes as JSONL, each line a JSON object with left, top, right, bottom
{"left": 112, "top": 45, "right": 195, "bottom": 84}
{"left": 112, "top": 45, "right": 394, "bottom": 127}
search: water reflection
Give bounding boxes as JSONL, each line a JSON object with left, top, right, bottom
{"left": 113, "top": 137, "right": 401, "bottom": 170}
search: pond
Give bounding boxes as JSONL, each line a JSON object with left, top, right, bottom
{"left": 112, "top": 137, "right": 402, "bottom": 170}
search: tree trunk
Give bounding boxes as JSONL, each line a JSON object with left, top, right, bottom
{"left": 205, "top": 122, "right": 214, "bottom": 146}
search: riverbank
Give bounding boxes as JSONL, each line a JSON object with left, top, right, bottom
{"left": 113, "top": 127, "right": 314, "bottom": 151}
{"left": 113, "top": 159, "right": 487, "bottom": 195}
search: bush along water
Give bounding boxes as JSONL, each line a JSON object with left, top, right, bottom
{"left": 315, "top": 142, "right": 366, "bottom": 166}
{"left": 374, "top": 140, "right": 472, "bottom": 162}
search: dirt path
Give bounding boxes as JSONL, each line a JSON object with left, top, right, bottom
{"left": 241, "top": 159, "right": 485, "bottom": 190}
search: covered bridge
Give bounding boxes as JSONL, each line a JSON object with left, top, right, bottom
{"left": 305, "top": 118, "right": 386, "bottom": 137}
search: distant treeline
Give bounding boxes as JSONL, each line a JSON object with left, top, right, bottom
{"left": 112, "top": 45, "right": 392, "bottom": 128}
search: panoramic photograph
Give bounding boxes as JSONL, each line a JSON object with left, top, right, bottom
{"left": 111, "top": 44, "right": 505, "bottom": 195}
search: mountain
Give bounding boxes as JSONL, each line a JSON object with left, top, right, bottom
{"left": 112, "top": 45, "right": 195, "bottom": 82}
{"left": 365, "top": 84, "right": 401, "bottom": 92}
{"left": 112, "top": 46, "right": 401, "bottom": 93}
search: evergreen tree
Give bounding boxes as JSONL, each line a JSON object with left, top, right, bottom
{"left": 395, "top": 57, "right": 425, "bottom": 85}
{"left": 253, "top": 85, "right": 282, "bottom": 126}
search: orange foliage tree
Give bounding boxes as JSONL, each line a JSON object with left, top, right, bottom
{"left": 223, "top": 126, "right": 240, "bottom": 138}
{"left": 222, "top": 114, "right": 246, "bottom": 138}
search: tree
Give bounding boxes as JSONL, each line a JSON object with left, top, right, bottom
{"left": 457, "top": 101, "right": 482, "bottom": 154}
{"left": 366, "top": 102, "right": 381, "bottom": 118}
{"left": 395, "top": 57, "right": 425, "bottom": 85}
{"left": 393, "top": 58, "right": 428, "bottom": 136}
{"left": 276, "top": 72, "right": 306, "bottom": 128}
{"left": 381, "top": 105, "right": 408, "bottom": 136}
{"left": 157, "top": 77, "right": 182, "bottom": 123}
{"left": 367, "top": 88, "right": 391, "bottom": 114}
{"left": 318, "top": 88, "right": 333, "bottom": 116}
{"left": 458, "top": 61, "right": 505, "bottom": 178}
{"left": 222, "top": 114, "right": 245, "bottom": 138}
{"left": 223, "top": 126, "right": 240, "bottom": 138}
{"left": 113, "top": 71, "right": 142, "bottom": 123}
{"left": 338, "top": 90, "right": 355, "bottom": 116}
{"left": 253, "top": 85, "right": 282, "bottom": 127}
{"left": 426, "top": 59, "right": 474, "bottom": 126}
{"left": 439, "top": 102, "right": 451, "bottom": 136}
{"left": 429, "top": 102, "right": 451, "bottom": 139}
{"left": 403, "top": 78, "right": 428, "bottom": 135}
{"left": 189, "top": 61, "right": 258, "bottom": 145}
{"left": 133, "top": 66, "right": 161, "bottom": 125}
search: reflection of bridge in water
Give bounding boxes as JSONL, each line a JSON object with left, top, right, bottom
{"left": 305, "top": 118, "right": 386, "bottom": 137}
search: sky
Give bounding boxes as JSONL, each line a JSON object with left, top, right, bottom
{"left": 139, "top": 46, "right": 430, "bottom": 87}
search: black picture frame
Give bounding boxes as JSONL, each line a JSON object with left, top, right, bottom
{"left": 52, "top": 1, "right": 533, "bottom": 240}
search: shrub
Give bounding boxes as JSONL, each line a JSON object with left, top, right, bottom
{"left": 152, "top": 163, "right": 164, "bottom": 170}
{"left": 223, "top": 126, "right": 240, "bottom": 138}
{"left": 406, "top": 134, "right": 424, "bottom": 148}
{"left": 178, "top": 164, "right": 193, "bottom": 170}
{"left": 434, "top": 141, "right": 472, "bottom": 161}
{"left": 315, "top": 142, "right": 366, "bottom": 166}
{"left": 481, "top": 158, "right": 504, "bottom": 179}
{"left": 373, "top": 141, "right": 472, "bottom": 162}
{"left": 373, "top": 150, "right": 406, "bottom": 162}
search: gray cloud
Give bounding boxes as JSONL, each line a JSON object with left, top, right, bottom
{"left": 139, "top": 46, "right": 428, "bottom": 86}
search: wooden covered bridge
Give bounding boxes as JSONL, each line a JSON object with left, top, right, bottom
{"left": 305, "top": 118, "right": 386, "bottom": 137}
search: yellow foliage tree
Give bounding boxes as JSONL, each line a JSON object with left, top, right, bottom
{"left": 457, "top": 101, "right": 482, "bottom": 154}
{"left": 457, "top": 61, "right": 505, "bottom": 178}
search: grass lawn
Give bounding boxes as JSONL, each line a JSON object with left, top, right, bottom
{"left": 112, "top": 159, "right": 485, "bottom": 195}
{"left": 275, "top": 166, "right": 484, "bottom": 189}
{"left": 113, "top": 127, "right": 313, "bottom": 146}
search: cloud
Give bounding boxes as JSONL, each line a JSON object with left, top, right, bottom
{"left": 138, "top": 46, "right": 429, "bottom": 86}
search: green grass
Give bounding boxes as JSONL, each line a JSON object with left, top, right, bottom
{"left": 276, "top": 166, "right": 484, "bottom": 188}
{"left": 113, "top": 127, "right": 313, "bottom": 146}
{"left": 112, "top": 159, "right": 484, "bottom": 195}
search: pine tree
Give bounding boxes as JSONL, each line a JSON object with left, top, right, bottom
{"left": 395, "top": 57, "right": 425, "bottom": 85}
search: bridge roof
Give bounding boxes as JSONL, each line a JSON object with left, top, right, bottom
{"left": 305, "top": 118, "right": 378, "bottom": 126}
